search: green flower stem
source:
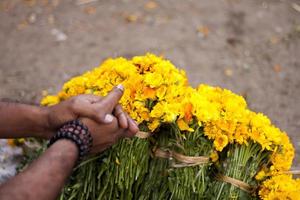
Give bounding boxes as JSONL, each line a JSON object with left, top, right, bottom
{"left": 211, "top": 142, "right": 270, "bottom": 200}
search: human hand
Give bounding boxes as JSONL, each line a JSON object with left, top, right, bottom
{"left": 44, "top": 85, "right": 138, "bottom": 139}
{"left": 80, "top": 87, "right": 139, "bottom": 153}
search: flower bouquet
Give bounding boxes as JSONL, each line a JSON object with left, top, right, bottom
{"left": 20, "top": 53, "right": 299, "bottom": 200}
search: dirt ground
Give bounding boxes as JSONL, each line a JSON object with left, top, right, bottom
{"left": 0, "top": 0, "right": 300, "bottom": 167}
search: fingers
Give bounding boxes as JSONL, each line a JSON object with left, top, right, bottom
{"left": 69, "top": 95, "right": 103, "bottom": 123}
{"left": 70, "top": 87, "right": 124, "bottom": 124}
{"left": 115, "top": 113, "right": 139, "bottom": 138}
{"left": 97, "top": 102, "right": 138, "bottom": 136}
{"left": 114, "top": 104, "right": 128, "bottom": 129}
{"left": 123, "top": 129, "right": 137, "bottom": 138}
{"left": 101, "top": 84, "right": 124, "bottom": 114}
{"left": 112, "top": 104, "right": 139, "bottom": 134}
{"left": 80, "top": 116, "right": 117, "bottom": 136}
{"left": 69, "top": 88, "right": 137, "bottom": 136}
{"left": 74, "top": 98, "right": 114, "bottom": 124}
{"left": 71, "top": 100, "right": 108, "bottom": 124}
{"left": 124, "top": 113, "right": 139, "bottom": 135}
{"left": 80, "top": 94, "right": 103, "bottom": 104}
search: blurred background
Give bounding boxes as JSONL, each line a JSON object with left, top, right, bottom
{"left": 0, "top": 0, "right": 299, "bottom": 180}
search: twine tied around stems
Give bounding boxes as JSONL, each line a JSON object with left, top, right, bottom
{"left": 136, "top": 132, "right": 253, "bottom": 195}
{"left": 135, "top": 131, "right": 152, "bottom": 139}
{"left": 135, "top": 131, "right": 210, "bottom": 167}
{"left": 135, "top": 131, "right": 300, "bottom": 194}
{"left": 154, "top": 148, "right": 210, "bottom": 168}
{"left": 214, "top": 174, "right": 256, "bottom": 195}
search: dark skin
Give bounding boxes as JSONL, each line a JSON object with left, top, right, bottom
{"left": 0, "top": 85, "right": 139, "bottom": 200}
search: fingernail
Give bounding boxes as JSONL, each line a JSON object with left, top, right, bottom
{"left": 116, "top": 84, "right": 124, "bottom": 92}
{"left": 104, "top": 114, "right": 114, "bottom": 123}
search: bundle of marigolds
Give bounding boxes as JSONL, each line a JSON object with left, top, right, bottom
{"left": 21, "top": 53, "right": 299, "bottom": 200}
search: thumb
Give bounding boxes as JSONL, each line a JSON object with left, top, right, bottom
{"left": 99, "top": 84, "right": 124, "bottom": 121}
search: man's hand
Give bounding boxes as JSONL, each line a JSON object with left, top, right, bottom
{"left": 44, "top": 85, "right": 138, "bottom": 139}
{"left": 48, "top": 85, "right": 139, "bottom": 154}
{"left": 80, "top": 86, "right": 139, "bottom": 153}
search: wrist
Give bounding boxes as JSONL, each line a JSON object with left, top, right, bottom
{"left": 36, "top": 106, "right": 53, "bottom": 139}
{"left": 50, "top": 139, "right": 79, "bottom": 160}
{"left": 48, "top": 120, "right": 93, "bottom": 161}
{"left": 25, "top": 106, "right": 53, "bottom": 139}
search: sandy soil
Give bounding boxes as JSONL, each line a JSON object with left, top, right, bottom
{"left": 0, "top": 0, "right": 300, "bottom": 167}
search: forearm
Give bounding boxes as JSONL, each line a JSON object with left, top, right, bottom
{"left": 0, "top": 139, "right": 78, "bottom": 200}
{"left": 0, "top": 102, "right": 51, "bottom": 139}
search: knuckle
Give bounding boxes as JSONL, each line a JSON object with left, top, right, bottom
{"left": 70, "top": 97, "right": 79, "bottom": 106}
{"left": 69, "top": 98, "right": 78, "bottom": 110}
{"left": 95, "top": 103, "right": 105, "bottom": 111}
{"left": 116, "top": 104, "right": 122, "bottom": 109}
{"left": 98, "top": 113, "right": 106, "bottom": 121}
{"left": 89, "top": 95, "right": 102, "bottom": 102}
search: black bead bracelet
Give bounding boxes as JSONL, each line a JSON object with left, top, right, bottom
{"left": 48, "top": 120, "right": 93, "bottom": 161}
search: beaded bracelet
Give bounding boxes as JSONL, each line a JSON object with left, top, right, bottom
{"left": 48, "top": 120, "right": 93, "bottom": 161}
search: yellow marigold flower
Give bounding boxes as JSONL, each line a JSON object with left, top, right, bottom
{"left": 183, "top": 102, "right": 193, "bottom": 122}
{"left": 269, "top": 134, "right": 294, "bottom": 173}
{"left": 148, "top": 119, "right": 160, "bottom": 132}
{"left": 176, "top": 118, "right": 194, "bottom": 132}
{"left": 210, "top": 151, "right": 219, "bottom": 162}
{"left": 214, "top": 134, "right": 228, "bottom": 151}
{"left": 156, "top": 85, "right": 167, "bottom": 100}
{"left": 255, "top": 170, "right": 267, "bottom": 181}
{"left": 140, "top": 110, "right": 150, "bottom": 122}
{"left": 144, "top": 73, "right": 163, "bottom": 88}
{"left": 41, "top": 95, "right": 59, "bottom": 106}
{"left": 259, "top": 175, "right": 300, "bottom": 200}
{"left": 150, "top": 102, "right": 165, "bottom": 119}
{"left": 143, "top": 87, "right": 156, "bottom": 99}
